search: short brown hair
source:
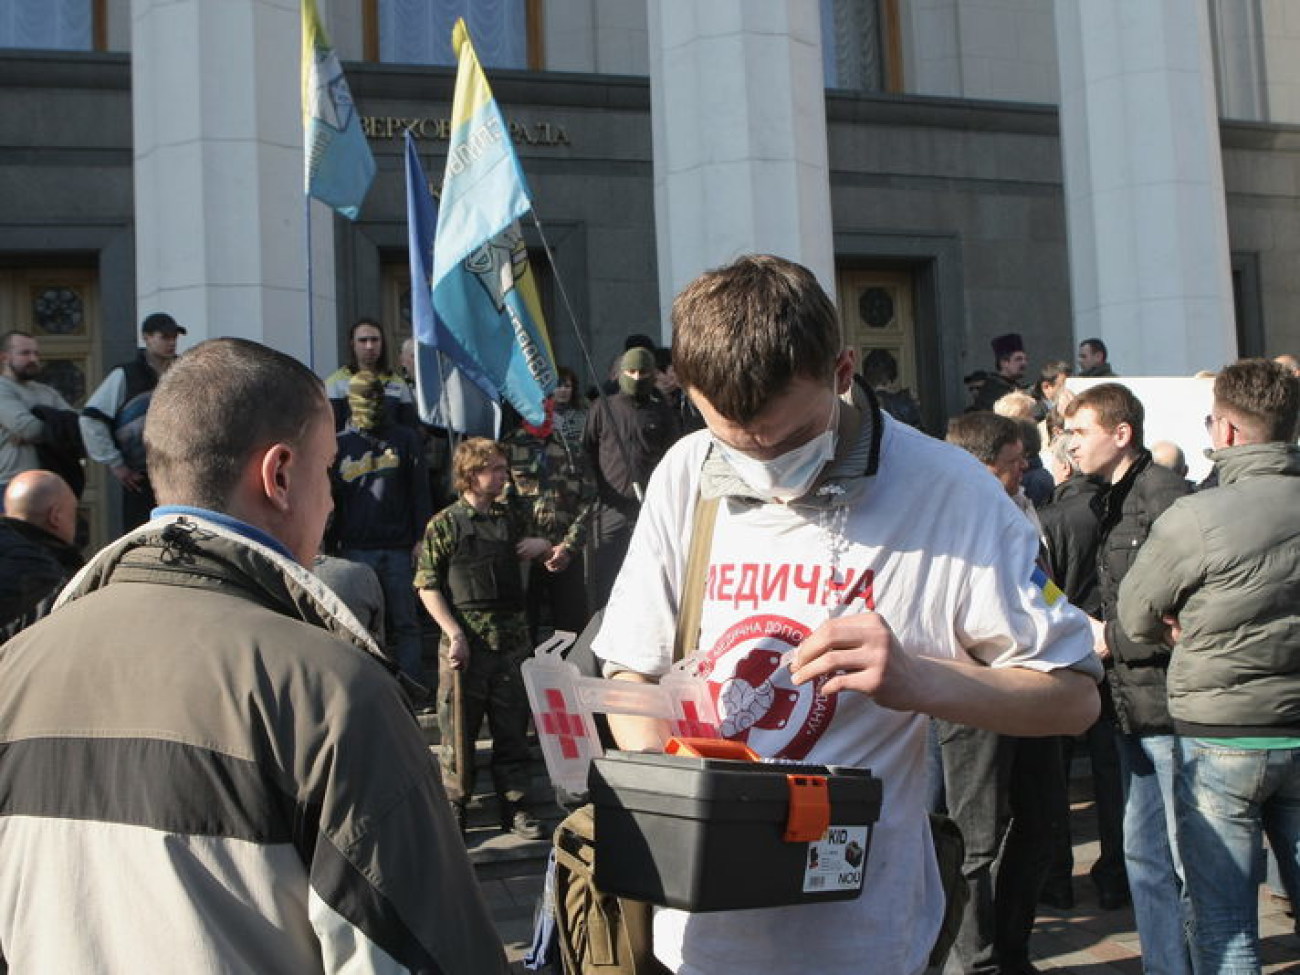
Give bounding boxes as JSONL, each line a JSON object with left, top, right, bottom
{"left": 946, "top": 412, "right": 1023, "bottom": 466}
{"left": 452, "top": 437, "right": 505, "bottom": 494}
{"left": 1040, "top": 359, "right": 1071, "bottom": 382}
{"left": 1064, "top": 382, "right": 1145, "bottom": 447}
{"left": 671, "top": 254, "right": 841, "bottom": 424}
{"left": 1214, "top": 358, "right": 1300, "bottom": 443}
{"left": 145, "top": 338, "right": 328, "bottom": 509}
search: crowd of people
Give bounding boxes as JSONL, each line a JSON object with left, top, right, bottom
{"left": 939, "top": 333, "right": 1300, "bottom": 975}
{"left": 0, "top": 262, "right": 1296, "bottom": 972}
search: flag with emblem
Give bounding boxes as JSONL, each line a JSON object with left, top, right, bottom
{"left": 431, "top": 18, "right": 556, "bottom": 425}
{"left": 404, "top": 131, "right": 500, "bottom": 436}
{"left": 301, "top": 0, "right": 375, "bottom": 219}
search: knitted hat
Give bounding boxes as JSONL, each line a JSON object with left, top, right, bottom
{"left": 621, "top": 347, "right": 656, "bottom": 373}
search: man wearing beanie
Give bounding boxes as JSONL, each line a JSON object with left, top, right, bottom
{"left": 969, "top": 332, "right": 1030, "bottom": 412}
{"left": 327, "top": 370, "right": 431, "bottom": 687}
{"left": 583, "top": 345, "right": 682, "bottom": 610}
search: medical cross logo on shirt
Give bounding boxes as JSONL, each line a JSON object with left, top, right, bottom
{"left": 696, "top": 613, "right": 838, "bottom": 760}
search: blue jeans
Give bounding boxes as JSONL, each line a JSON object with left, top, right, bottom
{"left": 1175, "top": 738, "right": 1300, "bottom": 974}
{"left": 342, "top": 547, "right": 423, "bottom": 683}
{"left": 1117, "top": 732, "right": 1194, "bottom": 975}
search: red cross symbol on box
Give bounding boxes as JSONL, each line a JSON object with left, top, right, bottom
{"left": 672, "top": 700, "right": 719, "bottom": 739}
{"left": 538, "top": 688, "right": 590, "bottom": 760}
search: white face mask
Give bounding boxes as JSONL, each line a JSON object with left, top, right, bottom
{"left": 715, "top": 398, "right": 839, "bottom": 502}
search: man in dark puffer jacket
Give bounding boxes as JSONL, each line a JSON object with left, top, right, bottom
{"left": 1064, "top": 382, "right": 1193, "bottom": 974}
{"left": 1120, "top": 358, "right": 1300, "bottom": 972}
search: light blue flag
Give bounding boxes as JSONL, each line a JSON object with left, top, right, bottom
{"left": 302, "top": 0, "right": 375, "bottom": 220}
{"left": 404, "top": 132, "right": 499, "bottom": 436}
{"left": 432, "top": 19, "right": 557, "bottom": 425}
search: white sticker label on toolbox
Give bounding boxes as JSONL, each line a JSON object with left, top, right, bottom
{"left": 802, "top": 825, "right": 869, "bottom": 892}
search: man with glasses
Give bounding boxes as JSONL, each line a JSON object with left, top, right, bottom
{"left": 1120, "top": 359, "right": 1300, "bottom": 972}
{"left": 592, "top": 254, "right": 1101, "bottom": 975}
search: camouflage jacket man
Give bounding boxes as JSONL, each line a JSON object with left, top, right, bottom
{"left": 414, "top": 494, "right": 537, "bottom": 653}
{"left": 501, "top": 421, "right": 595, "bottom": 554}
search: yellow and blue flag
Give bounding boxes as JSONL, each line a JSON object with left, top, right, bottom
{"left": 302, "top": 0, "right": 375, "bottom": 220}
{"left": 405, "top": 131, "right": 499, "bottom": 436}
{"left": 432, "top": 18, "right": 557, "bottom": 425}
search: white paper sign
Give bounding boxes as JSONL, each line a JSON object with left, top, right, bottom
{"left": 802, "top": 825, "right": 870, "bottom": 893}
{"left": 1068, "top": 376, "right": 1216, "bottom": 483}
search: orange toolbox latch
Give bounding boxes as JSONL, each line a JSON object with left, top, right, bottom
{"left": 784, "top": 774, "right": 830, "bottom": 843}
{"left": 663, "top": 737, "right": 760, "bottom": 761}
{"left": 664, "top": 738, "right": 830, "bottom": 843}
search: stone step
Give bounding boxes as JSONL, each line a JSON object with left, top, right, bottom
{"left": 418, "top": 710, "right": 564, "bottom": 871}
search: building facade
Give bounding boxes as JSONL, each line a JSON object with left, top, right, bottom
{"left": 2, "top": 0, "right": 1299, "bottom": 540}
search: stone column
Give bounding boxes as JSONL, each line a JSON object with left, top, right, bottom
{"left": 131, "top": 0, "right": 335, "bottom": 368}
{"left": 647, "top": 0, "right": 836, "bottom": 332}
{"left": 1054, "top": 0, "right": 1237, "bottom": 375}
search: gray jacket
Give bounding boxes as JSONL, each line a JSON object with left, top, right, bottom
{"left": 1118, "top": 442, "right": 1300, "bottom": 737}
{"left": 0, "top": 513, "right": 508, "bottom": 973}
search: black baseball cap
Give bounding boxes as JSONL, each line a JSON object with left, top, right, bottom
{"left": 141, "top": 312, "right": 186, "bottom": 336}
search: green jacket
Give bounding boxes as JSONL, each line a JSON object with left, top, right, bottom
{"left": 1118, "top": 442, "right": 1300, "bottom": 737}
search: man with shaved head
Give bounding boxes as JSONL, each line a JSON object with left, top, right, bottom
{"left": 0, "top": 337, "right": 505, "bottom": 973}
{"left": 0, "top": 469, "right": 81, "bottom": 639}
{"left": 1150, "top": 441, "right": 1189, "bottom": 482}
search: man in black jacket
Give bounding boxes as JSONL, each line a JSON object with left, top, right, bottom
{"left": 0, "top": 469, "right": 82, "bottom": 640}
{"left": 1038, "top": 436, "right": 1128, "bottom": 911}
{"left": 582, "top": 346, "right": 681, "bottom": 610}
{"left": 1064, "top": 382, "right": 1193, "bottom": 974}
{"left": 79, "top": 312, "right": 185, "bottom": 532}
{"left": 969, "top": 332, "right": 1029, "bottom": 411}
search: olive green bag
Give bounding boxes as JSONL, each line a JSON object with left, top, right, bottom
{"left": 550, "top": 496, "right": 718, "bottom": 974}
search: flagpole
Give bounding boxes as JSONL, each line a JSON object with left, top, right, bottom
{"left": 421, "top": 140, "right": 458, "bottom": 448}
{"left": 304, "top": 195, "right": 315, "bottom": 372}
{"left": 529, "top": 209, "right": 646, "bottom": 503}
{"left": 528, "top": 212, "right": 611, "bottom": 411}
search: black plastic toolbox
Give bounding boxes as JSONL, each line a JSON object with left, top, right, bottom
{"left": 589, "top": 743, "right": 883, "bottom": 912}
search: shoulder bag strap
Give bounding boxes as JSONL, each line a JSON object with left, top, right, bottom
{"left": 672, "top": 493, "right": 719, "bottom": 662}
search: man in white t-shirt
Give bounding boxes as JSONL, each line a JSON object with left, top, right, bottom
{"left": 592, "top": 255, "right": 1102, "bottom": 975}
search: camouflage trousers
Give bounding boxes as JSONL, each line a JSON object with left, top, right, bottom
{"left": 436, "top": 640, "right": 534, "bottom": 808}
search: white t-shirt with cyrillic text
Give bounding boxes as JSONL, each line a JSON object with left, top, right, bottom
{"left": 593, "top": 416, "right": 1096, "bottom": 975}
